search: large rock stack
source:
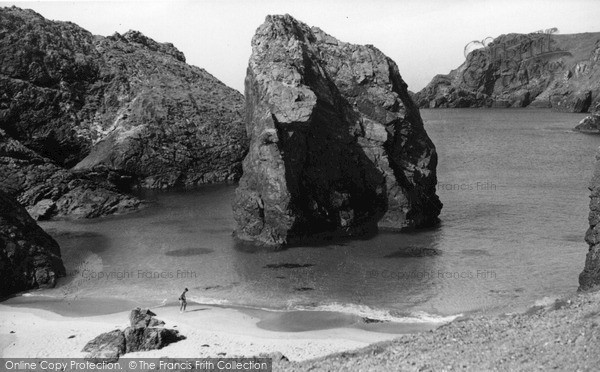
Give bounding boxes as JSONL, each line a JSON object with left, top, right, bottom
{"left": 233, "top": 15, "right": 442, "bottom": 248}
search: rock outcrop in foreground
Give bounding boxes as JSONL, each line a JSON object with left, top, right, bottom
{"left": 415, "top": 32, "right": 600, "bottom": 111}
{"left": 580, "top": 148, "right": 600, "bottom": 290}
{"left": 233, "top": 15, "right": 442, "bottom": 247}
{"left": 0, "top": 190, "right": 65, "bottom": 297}
{"left": 276, "top": 293, "right": 600, "bottom": 371}
{"left": 83, "top": 308, "right": 184, "bottom": 362}
{"left": 0, "top": 7, "right": 246, "bottom": 218}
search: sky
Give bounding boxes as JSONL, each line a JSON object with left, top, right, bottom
{"left": 2, "top": 0, "right": 600, "bottom": 93}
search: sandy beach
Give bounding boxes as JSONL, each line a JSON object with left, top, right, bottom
{"left": 4, "top": 291, "right": 600, "bottom": 371}
{"left": 0, "top": 297, "right": 434, "bottom": 361}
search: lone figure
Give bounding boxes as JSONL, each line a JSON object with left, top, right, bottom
{"left": 179, "top": 288, "right": 188, "bottom": 312}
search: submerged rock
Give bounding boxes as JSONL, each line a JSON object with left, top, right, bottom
{"left": 415, "top": 32, "right": 600, "bottom": 111}
{"left": 0, "top": 190, "right": 65, "bottom": 296}
{"left": 232, "top": 15, "right": 442, "bottom": 248}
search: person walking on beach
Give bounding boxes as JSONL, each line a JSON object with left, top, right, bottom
{"left": 179, "top": 288, "right": 188, "bottom": 312}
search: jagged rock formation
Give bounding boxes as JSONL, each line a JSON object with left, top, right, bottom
{"left": 580, "top": 149, "right": 600, "bottom": 290}
{"left": 415, "top": 32, "right": 600, "bottom": 111}
{"left": 1, "top": 129, "right": 140, "bottom": 219}
{"left": 232, "top": 15, "right": 442, "bottom": 248}
{"left": 0, "top": 190, "right": 65, "bottom": 297}
{"left": 575, "top": 103, "right": 600, "bottom": 133}
{"left": 0, "top": 6, "right": 246, "bottom": 219}
{"left": 83, "top": 308, "right": 184, "bottom": 362}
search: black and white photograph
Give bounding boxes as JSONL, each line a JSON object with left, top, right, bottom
{"left": 1, "top": 0, "right": 600, "bottom": 370}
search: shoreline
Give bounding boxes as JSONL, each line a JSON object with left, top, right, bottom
{"left": 280, "top": 290, "right": 600, "bottom": 371}
{"left": 3, "top": 290, "right": 599, "bottom": 370}
{"left": 0, "top": 296, "right": 440, "bottom": 361}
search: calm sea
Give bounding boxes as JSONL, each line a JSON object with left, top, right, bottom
{"left": 15, "top": 108, "right": 600, "bottom": 323}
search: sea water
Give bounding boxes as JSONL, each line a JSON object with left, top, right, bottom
{"left": 11, "top": 108, "right": 600, "bottom": 323}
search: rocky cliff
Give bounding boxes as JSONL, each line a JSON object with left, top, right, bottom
{"left": 415, "top": 32, "right": 600, "bottom": 111}
{"left": 580, "top": 148, "right": 600, "bottom": 290}
{"left": 232, "top": 15, "right": 442, "bottom": 248}
{"left": 0, "top": 190, "right": 65, "bottom": 296}
{"left": 0, "top": 6, "right": 246, "bottom": 219}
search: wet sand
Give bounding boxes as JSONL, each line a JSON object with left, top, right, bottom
{"left": 0, "top": 296, "right": 435, "bottom": 361}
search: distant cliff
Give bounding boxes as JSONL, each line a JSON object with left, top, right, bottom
{"left": 415, "top": 32, "right": 600, "bottom": 112}
{"left": 0, "top": 7, "right": 247, "bottom": 218}
{"left": 232, "top": 15, "right": 442, "bottom": 248}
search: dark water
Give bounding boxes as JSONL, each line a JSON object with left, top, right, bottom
{"left": 20, "top": 108, "right": 599, "bottom": 322}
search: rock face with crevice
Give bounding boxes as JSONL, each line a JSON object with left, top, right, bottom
{"left": 0, "top": 190, "right": 65, "bottom": 297}
{"left": 415, "top": 32, "right": 600, "bottom": 111}
{"left": 0, "top": 6, "right": 246, "bottom": 219}
{"left": 232, "top": 15, "right": 442, "bottom": 248}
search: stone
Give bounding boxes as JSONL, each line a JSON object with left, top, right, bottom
{"left": 129, "top": 307, "right": 165, "bottom": 328}
{"left": 123, "top": 326, "right": 184, "bottom": 353}
{"left": 0, "top": 130, "right": 141, "bottom": 220}
{"left": 575, "top": 103, "right": 600, "bottom": 134}
{"left": 0, "top": 190, "right": 65, "bottom": 296}
{"left": 232, "top": 15, "right": 442, "bottom": 248}
{"left": 416, "top": 33, "right": 600, "bottom": 112}
{"left": 0, "top": 7, "right": 247, "bottom": 220}
{"left": 580, "top": 149, "right": 600, "bottom": 290}
{"left": 82, "top": 309, "right": 184, "bottom": 361}
{"left": 82, "top": 329, "right": 126, "bottom": 363}
{"left": 574, "top": 114, "right": 600, "bottom": 134}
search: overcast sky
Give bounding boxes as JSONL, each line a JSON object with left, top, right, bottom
{"left": 3, "top": 0, "right": 600, "bottom": 93}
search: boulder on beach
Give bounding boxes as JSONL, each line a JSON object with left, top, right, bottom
{"left": 129, "top": 307, "right": 165, "bottom": 328}
{"left": 0, "top": 190, "right": 66, "bottom": 297}
{"left": 232, "top": 14, "right": 442, "bottom": 248}
{"left": 81, "top": 329, "right": 126, "bottom": 363}
{"left": 82, "top": 308, "right": 184, "bottom": 361}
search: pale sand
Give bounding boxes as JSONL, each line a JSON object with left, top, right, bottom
{"left": 0, "top": 302, "right": 420, "bottom": 361}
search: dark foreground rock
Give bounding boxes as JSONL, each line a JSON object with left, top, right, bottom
{"left": 0, "top": 190, "right": 65, "bottom": 296}
{"left": 233, "top": 15, "right": 442, "bottom": 247}
{"left": 580, "top": 146, "right": 600, "bottom": 290}
{"left": 83, "top": 308, "right": 184, "bottom": 362}
{"left": 415, "top": 32, "right": 600, "bottom": 111}
{"left": 0, "top": 6, "right": 246, "bottom": 219}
